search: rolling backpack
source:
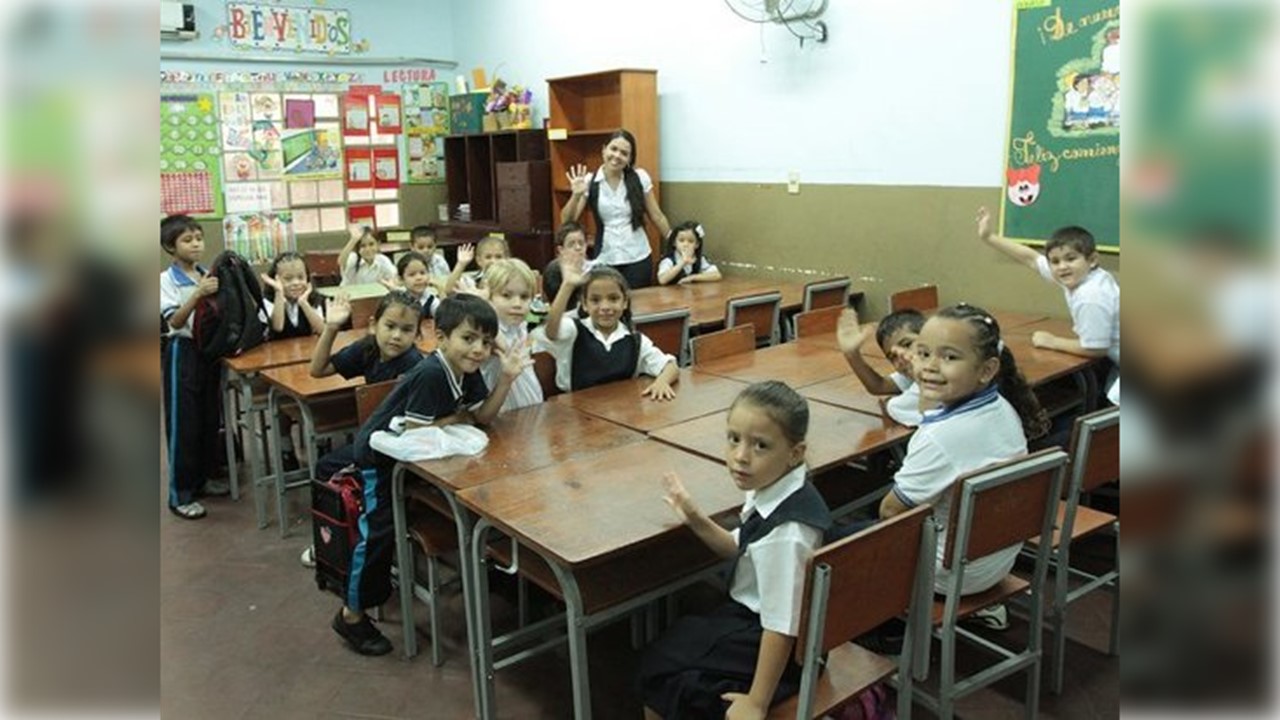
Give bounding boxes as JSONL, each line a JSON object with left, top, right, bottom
{"left": 192, "top": 250, "right": 268, "bottom": 359}
{"left": 310, "top": 465, "right": 375, "bottom": 597}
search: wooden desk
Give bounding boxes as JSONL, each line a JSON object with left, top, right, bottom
{"left": 694, "top": 341, "right": 852, "bottom": 388}
{"left": 260, "top": 363, "right": 364, "bottom": 535}
{"left": 456, "top": 439, "right": 740, "bottom": 719}
{"left": 391, "top": 402, "right": 645, "bottom": 670}
{"left": 651, "top": 402, "right": 911, "bottom": 475}
{"left": 221, "top": 329, "right": 363, "bottom": 522}
{"left": 547, "top": 368, "right": 748, "bottom": 433}
{"left": 630, "top": 275, "right": 806, "bottom": 330}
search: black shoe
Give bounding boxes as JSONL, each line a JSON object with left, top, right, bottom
{"left": 332, "top": 610, "right": 392, "bottom": 656}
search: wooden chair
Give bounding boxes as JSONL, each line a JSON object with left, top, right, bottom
{"left": 726, "top": 291, "right": 783, "bottom": 347}
{"left": 907, "top": 448, "right": 1068, "bottom": 720}
{"left": 360, "top": 378, "right": 459, "bottom": 667}
{"left": 532, "top": 351, "right": 561, "bottom": 399}
{"left": 633, "top": 307, "right": 692, "bottom": 367}
{"left": 349, "top": 296, "right": 381, "bottom": 330}
{"left": 793, "top": 305, "right": 844, "bottom": 340}
{"left": 889, "top": 284, "right": 939, "bottom": 314}
{"left": 306, "top": 250, "right": 342, "bottom": 287}
{"left": 787, "top": 276, "right": 851, "bottom": 340}
{"left": 1022, "top": 407, "right": 1119, "bottom": 694}
{"left": 767, "top": 504, "right": 936, "bottom": 719}
{"left": 690, "top": 323, "right": 755, "bottom": 365}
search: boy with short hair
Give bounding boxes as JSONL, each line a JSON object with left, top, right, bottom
{"left": 160, "top": 214, "right": 227, "bottom": 519}
{"left": 835, "top": 307, "right": 929, "bottom": 426}
{"left": 975, "top": 206, "right": 1120, "bottom": 403}
{"left": 330, "top": 295, "right": 528, "bottom": 655}
{"left": 407, "top": 224, "right": 450, "bottom": 281}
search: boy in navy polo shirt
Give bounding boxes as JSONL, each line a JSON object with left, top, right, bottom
{"left": 331, "top": 295, "right": 528, "bottom": 656}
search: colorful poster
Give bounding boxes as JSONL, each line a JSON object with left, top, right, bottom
{"left": 285, "top": 97, "right": 315, "bottom": 129}
{"left": 226, "top": 3, "right": 351, "bottom": 55}
{"left": 161, "top": 93, "right": 224, "bottom": 217}
{"left": 345, "top": 148, "right": 372, "bottom": 189}
{"left": 373, "top": 147, "right": 399, "bottom": 188}
{"left": 343, "top": 94, "right": 369, "bottom": 137}
{"left": 280, "top": 121, "right": 343, "bottom": 180}
{"left": 403, "top": 81, "right": 450, "bottom": 184}
{"left": 347, "top": 204, "right": 376, "bottom": 230}
{"left": 221, "top": 212, "right": 295, "bottom": 264}
{"left": 375, "top": 94, "right": 402, "bottom": 134}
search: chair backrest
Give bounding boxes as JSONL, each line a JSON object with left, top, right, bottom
{"left": 633, "top": 307, "right": 692, "bottom": 367}
{"left": 726, "top": 291, "right": 783, "bottom": 347}
{"left": 349, "top": 296, "right": 381, "bottom": 330}
{"left": 532, "top": 351, "right": 561, "bottom": 399}
{"left": 786, "top": 505, "right": 936, "bottom": 719}
{"left": 803, "top": 276, "right": 851, "bottom": 312}
{"left": 691, "top": 323, "right": 755, "bottom": 365}
{"left": 888, "top": 284, "right": 939, "bottom": 313}
{"left": 1067, "top": 407, "right": 1119, "bottom": 495}
{"left": 306, "top": 250, "right": 341, "bottom": 276}
{"left": 942, "top": 448, "right": 1067, "bottom": 570}
{"left": 792, "top": 305, "right": 844, "bottom": 339}
{"left": 354, "top": 380, "right": 398, "bottom": 425}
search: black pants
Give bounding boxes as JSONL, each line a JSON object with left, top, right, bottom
{"left": 162, "top": 337, "right": 222, "bottom": 507}
{"left": 611, "top": 256, "right": 653, "bottom": 290}
{"left": 316, "top": 445, "right": 396, "bottom": 612}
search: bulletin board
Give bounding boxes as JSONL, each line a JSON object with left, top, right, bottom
{"left": 160, "top": 94, "right": 224, "bottom": 218}
{"left": 1000, "top": 1, "right": 1120, "bottom": 252}
{"left": 402, "top": 81, "right": 451, "bottom": 184}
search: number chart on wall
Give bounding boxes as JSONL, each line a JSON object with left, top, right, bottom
{"left": 161, "top": 94, "right": 224, "bottom": 218}
{"left": 1001, "top": 1, "right": 1119, "bottom": 252}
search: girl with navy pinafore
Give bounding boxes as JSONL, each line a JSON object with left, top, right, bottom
{"left": 260, "top": 251, "right": 326, "bottom": 339}
{"left": 640, "top": 381, "right": 831, "bottom": 719}
{"left": 535, "top": 265, "right": 678, "bottom": 398}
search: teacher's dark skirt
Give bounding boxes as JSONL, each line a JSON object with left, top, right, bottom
{"left": 638, "top": 600, "right": 803, "bottom": 719}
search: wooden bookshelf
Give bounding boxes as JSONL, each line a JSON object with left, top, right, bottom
{"left": 547, "top": 69, "right": 660, "bottom": 259}
{"left": 443, "top": 129, "right": 548, "bottom": 225}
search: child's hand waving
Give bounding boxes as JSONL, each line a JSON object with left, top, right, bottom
{"left": 662, "top": 472, "right": 701, "bottom": 524}
{"left": 259, "top": 272, "right": 283, "bottom": 293}
{"left": 326, "top": 293, "right": 351, "bottom": 328}
{"left": 456, "top": 243, "right": 475, "bottom": 269}
{"left": 835, "top": 308, "right": 872, "bottom": 355}
{"left": 494, "top": 335, "right": 533, "bottom": 379}
{"left": 561, "top": 261, "right": 588, "bottom": 289}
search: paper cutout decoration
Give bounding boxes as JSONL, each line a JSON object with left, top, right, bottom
{"left": 375, "top": 94, "right": 402, "bottom": 134}
{"left": 373, "top": 147, "right": 399, "bottom": 189}
{"left": 285, "top": 98, "right": 315, "bottom": 129}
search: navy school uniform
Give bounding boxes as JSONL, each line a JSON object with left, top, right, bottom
{"left": 263, "top": 295, "right": 324, "bottom": 340}
{"left": 331, "top": 350, "right": 488, "bottom": 612}
{"left": 537, "top": 315, "right": 675, "bottom": 393}
{"left": 160, "top": 262, "right": 223, "bottom": 507}
{"left": 639, "top": 467, "right": 831, "bottom": 719}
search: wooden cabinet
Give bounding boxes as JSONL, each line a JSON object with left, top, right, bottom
{"left": 434, "top": 222, "right": 554, "bottom": 272}
{"left": 547, "top": 69, "right": 660, "bottom": 258}
{"left": 444, "top": 129, "right": 548, "bottom": 227}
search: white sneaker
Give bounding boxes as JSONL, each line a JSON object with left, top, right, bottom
{"left": 968, "top": 603, "right": 1009, "bottom": 630}
{"left": 300, "top": 545, "right": 316, "bottom": 568}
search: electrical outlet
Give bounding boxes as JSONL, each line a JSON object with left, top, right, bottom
{"left": 787, "top": 171, "right": 801, "bottom": 195}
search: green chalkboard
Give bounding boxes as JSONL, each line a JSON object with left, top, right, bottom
{"left": 1000, "top": 1, "right": 1119, "bottom": 253}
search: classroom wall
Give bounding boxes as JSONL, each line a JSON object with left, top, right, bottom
{"left": 448, "top": 0, "right": 1118, "bottom": 318}
{"left": 161, "top": 0, "right": 455, "bottom": 259}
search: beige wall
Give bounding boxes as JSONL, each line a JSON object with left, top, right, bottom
{"left": 661, "top": 182, "right": 1119, "bottom": 321}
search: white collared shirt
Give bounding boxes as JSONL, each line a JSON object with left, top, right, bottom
{"left": 160, "top": 263, "right": 205, "bottom": 338}
{"left": 728, "top": 464, "right": 823, "bottom": 636}
{"left": 885, "top": 371, "right": 923, "bottom": 427}
{"left": 591, "top": 167, "right": 654, "bottom": 266}
{"left": 533, "top": 315, "right": 675, "bottom": 393}
{"left": 892, "top": 390, "right": 1027, "bottom": 595}
{"left": 1035, "top": 256, "right": 1120, "bottom": 365}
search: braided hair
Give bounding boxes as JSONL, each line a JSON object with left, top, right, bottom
{"left": 935, "top": 303, "right": 1050, "bottom": 441}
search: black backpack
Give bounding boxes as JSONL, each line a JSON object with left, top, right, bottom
{"left": 193, "top": 250, "right": 268, "bottom": 359}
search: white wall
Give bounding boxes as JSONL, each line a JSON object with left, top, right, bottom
{"left": 450, "top": 1, "right": 1013, "bottom": 187}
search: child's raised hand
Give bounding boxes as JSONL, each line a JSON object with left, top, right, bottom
{"left": 347, "top": 223, "right": 366, "bottom": 243}
{"left": 456, "top": 243, "right": 475, "bottom": 268}
{"left": 197, "top": 276, "right": 220, "bottom": 297}
{"left": 326, "top": 293, "right": 351, "bottom": 328}
{"left": 641, "top": 377, "right": 676, "bottom": 402}
{"left": 566, "top": 163, "right": 590, "bottom": 195}
{"left": 662, "top": 472, "right": 700, "bottom": 524}
{"left": 494, "top": 336, "right": 533, "bottom": 379}
{"left": 835, "top": 308, "right": 872, "bottom": 355}
{"left": 379, "top": 277, "right": 402, "bottom": 291}
{"left": 561, "top": 261, "right": 588, "bottom": 289}
{"left": 259, "top": 272, "right": 283, "bottom": 292}
{"left": 976, "top": 206, "right": 994, "bottom": 240}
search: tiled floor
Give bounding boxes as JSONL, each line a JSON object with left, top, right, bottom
{"left": 161, "top": 456, "right": 1118, "bottom": 719}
